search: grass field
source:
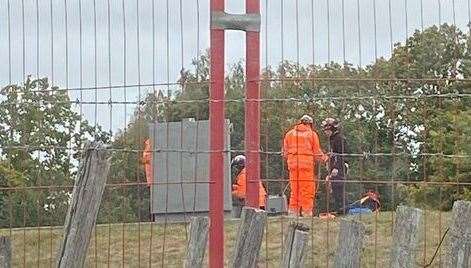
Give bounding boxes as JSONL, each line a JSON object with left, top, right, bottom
{"left": 0, "top": 211, "right": 451, "bottom": 267}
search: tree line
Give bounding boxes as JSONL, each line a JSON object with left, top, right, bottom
{"left": 1, "top": 24, "right": 470, "bottom": 227}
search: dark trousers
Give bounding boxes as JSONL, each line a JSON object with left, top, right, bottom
{"left": 331, "top": 176, "right": 346, "bottom": 214}
{"left": 232, "top": 197, "right": 244, "bottom": 218}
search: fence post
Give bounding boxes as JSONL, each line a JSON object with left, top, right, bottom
{"left": 0, "top": 236, "right": 11, "bottom": 268}
{"left": 444, "top": 200, "right": 471, "bottom": 267}
{"left": 184, "top": 217, "right": 210, "bottom": 268}
{"left": 56, "top": 142, "right": 110, "bottom": 268}
{"left": 280, "top": 222, "right": 310, "bottom": 268}
{"left": 389, "top": 206, "right": 423, "bottom": 268}
{"left": 209, "top": 0, "right": 226, "bottom": 266}
{"left": 244, "top": 0, "right": 261, "bottom": 209}
{"left": 231, "top": 207, "right": 267, "bottom": 268}
{"left": 334, "top": 218, "right": 365, "bottom": 268}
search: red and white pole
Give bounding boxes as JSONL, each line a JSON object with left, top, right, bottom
{"left": 209, "top": 1, "right": 260, "bottom": 266}
{"left": 245, "top": 0, "right": 261, "bottom": 208}
{"left": 209, "top": 0, "right": 225, "bottom": 267}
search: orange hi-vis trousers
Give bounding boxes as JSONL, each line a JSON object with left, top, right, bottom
{"left": 288, "top": 165, "right": 316, "bottom": 216}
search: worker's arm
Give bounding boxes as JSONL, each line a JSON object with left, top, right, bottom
{"left": 282, "top": 134, "right": 289, "bottom": 159}
{"left": 341, "top": 136, "right": 349, "bottom": 163}
{"left": 232, "top": 183, "right": 239, "bottom": 193}
{"left": 232, "top": 185, "right": 245, "bottom": 199}
{"left": 311, "top": 131, "right": 328, "bottom": 162}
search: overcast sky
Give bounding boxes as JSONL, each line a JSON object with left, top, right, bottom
{"left": 0, "top": 0, "right": 469, "bottom": 134}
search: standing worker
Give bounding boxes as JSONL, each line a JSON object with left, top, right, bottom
{"left": 231, "top": 155, "right": 267, "bottom": 211}
{"left": 283, "top": 115, "right": 328, "bottom": 217}
{"left": 321, "top": 118, "right": 349, "bottom": 214}
{"left": 142, "top": 138, "right": 153, "bottom": 188}
{"left": 142, "top": 138, "right": 154, "bottom": 221}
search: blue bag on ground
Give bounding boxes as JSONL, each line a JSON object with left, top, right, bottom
{"left": 347, "top": 207, "right": 373, "bottom": 215}
{"left": 346, "top": 190, "right": 381, "bottom": 215}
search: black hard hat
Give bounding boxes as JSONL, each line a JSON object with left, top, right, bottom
{"left": 321, "top": 118, "right": 340, "bottom": 131}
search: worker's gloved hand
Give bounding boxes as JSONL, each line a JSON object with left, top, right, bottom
{"left": 331, "top": 168, "right": 338, "bottom": 177}
{"left": 322, "top": 153, "right": 329, "bottom": 163}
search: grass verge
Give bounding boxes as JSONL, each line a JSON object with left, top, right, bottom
{"left": 0, "top": 210, "right": 449, "bottom": 267}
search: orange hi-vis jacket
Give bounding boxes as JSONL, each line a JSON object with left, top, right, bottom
{"left": 232, "top": 168, "right": 267, "bottom": 208}
{"left": 142, "top": 139, "right": 153, "bottom": 188}
{"left": 283, "top": 123, "right": 327, "bottom": 168}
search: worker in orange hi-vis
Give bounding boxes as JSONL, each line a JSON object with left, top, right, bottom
{"left": 231, "top": 155, "right": 267, "bottom": 209}
{"left": 142, "top": 138, "right": 155, "bottom": 221}
{"left": 283, "top": 115, "right": 328, "bottom": 217}
{"left": 142, "top": 138, "right": 153, "bottom": 188}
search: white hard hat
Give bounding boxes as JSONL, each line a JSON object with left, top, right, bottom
{"left": 300, "top": 115, "right": 313, "bottom": 124}
{"left": 231, "top": 155, "right": 246, "bottom": 167}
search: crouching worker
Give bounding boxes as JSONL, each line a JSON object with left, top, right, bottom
{"left": 346, "top": 190, "right": 381, "bottom": 215}
{"left": 231, "top": 155, "right": 267, "bottom": 217}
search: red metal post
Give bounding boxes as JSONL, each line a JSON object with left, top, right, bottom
{"left": 209, "top": 0, "right": 225, "bottom": 267}
{"left": 245, "top": 0, "right": 261, "bottom": 207}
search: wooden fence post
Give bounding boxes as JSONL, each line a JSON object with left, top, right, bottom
{"left": 334, "top": 218, "right": 365, "bottom": 268}
{"left": 231, "top": 207, "right": 267, "bottom": 268}
{"left": 389, "top": 206, "right": 423, "bottom": 268}
{"left": 184, "top": 217, "right": 209, "bottom": 268}
{"left": 0, "top": 236, "right": 11, "bottom": 268}
{"left": 444, "top": 200, "right": 471, "bottom": 267}
{"left": 280, "top": 222, "right": 310, "bottom": 268}
{"left": 56, "top": 142, "right": 110, "bottom": 268}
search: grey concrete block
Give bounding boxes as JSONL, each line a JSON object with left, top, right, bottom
{"left": 266, "top": 195, "right": 287, "bottom": 215}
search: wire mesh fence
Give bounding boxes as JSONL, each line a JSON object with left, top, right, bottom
{"left": 0, "top": 0, "right": 470, "bottom": 267}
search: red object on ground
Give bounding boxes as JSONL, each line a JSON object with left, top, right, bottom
{"left": 319, "top": 212, "right": 336, "bottom": 219}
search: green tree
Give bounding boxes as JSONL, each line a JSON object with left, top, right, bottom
{"left": 377, "top": 24, "right": 471, "bottom": 209}
{"left": 112, "top": 24, "right": 471, "bottom": 216}
{"left": 0, "top": 76, "right": 110, "bottom": 227}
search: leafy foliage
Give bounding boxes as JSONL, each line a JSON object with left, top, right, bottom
{"left": 0, "top": 76, "right": 110, "bottom": 227}
{"left": 108, "top": 24, "right": 471, "bottom": 217}
{"left": 2, "top": 25, "right": 471, "bottom": 227}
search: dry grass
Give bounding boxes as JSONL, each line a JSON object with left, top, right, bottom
{"left": 0, "top": 211, "right": 450, "bottom": 267}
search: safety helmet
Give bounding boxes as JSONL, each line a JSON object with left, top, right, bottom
{"left": 300, "top": 115, "right": 313, "bottom": 124}
{"left": 321, "top": 117, "right": 340, "bottom": 131}
{"left": 231, "top": 155, "right": 246, "bottom": 168}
